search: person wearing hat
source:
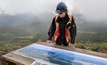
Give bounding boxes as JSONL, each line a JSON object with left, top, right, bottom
{"left": 46, "top": 2, "right": 77, "bottom": 48}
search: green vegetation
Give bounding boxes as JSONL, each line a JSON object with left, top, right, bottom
{"left": 0, "top": 21, "right": 107, "bottom": 57}
{"left": 76, "top": 42, "right": 107, "bottom": 53}
{"left": 0, "top": 24, "right": 48, "bottom": 56}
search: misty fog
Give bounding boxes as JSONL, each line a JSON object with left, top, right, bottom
{"left": 0, "top": 0, "right": 107, "bottom": 42}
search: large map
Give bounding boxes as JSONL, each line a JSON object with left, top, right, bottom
{"left": 14, "top": 44, "right": 107, "bottom": 65}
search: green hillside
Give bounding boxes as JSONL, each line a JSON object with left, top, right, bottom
{"left": 0, "top": 22, "right": 107, "bottom": 56}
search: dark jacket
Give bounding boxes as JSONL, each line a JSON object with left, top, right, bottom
{"left": 48, "top": 14, "right": 76, "bottom": 44}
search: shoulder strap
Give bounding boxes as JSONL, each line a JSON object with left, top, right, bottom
{"left": 67, "top": 15, "right": 72, "bottom": 25}
{"left": 54, "top": 15, "right": 58, "bottom": 22}
{"left": 69, "top": 15, "right": 72, "bottom": 22}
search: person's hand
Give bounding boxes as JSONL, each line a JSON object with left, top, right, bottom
{"left": 46, "top": 40, "right": 52, "bottom": 44}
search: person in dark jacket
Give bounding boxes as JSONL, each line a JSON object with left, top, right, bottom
{"left": 46, "top": 2, "right": 76, "bottom": 48}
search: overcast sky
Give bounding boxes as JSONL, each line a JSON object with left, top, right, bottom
{"left": 0, "top": 0, "right": 107, "bottom": 21}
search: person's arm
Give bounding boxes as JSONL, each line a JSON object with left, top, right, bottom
{"left": 72, "top": 16, "right": 77, "bottom": 37}
{"left": 46, "top": 17, "right": 56, "bottom": 43}
{"left": 70, "top": 16, "right": 77, "bottom": 44}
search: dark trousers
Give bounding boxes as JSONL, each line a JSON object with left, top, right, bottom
{"left": 56, "top": 37, "right": 68, "bottom": 46}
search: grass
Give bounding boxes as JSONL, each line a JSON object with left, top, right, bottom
{"left": 0, "top": 41, "right": 107, "bottom": 56}
{"left": 0, "top": 33, "right": 44, "bottom": 56}
{"left": 76, "top": 42, "right": 107, "bottom": 53}
{"left": 0, "top": 41, "right": 31, "bottom": 55}
{"left": 0, "top": 27, "right": 107, "bottom": 64}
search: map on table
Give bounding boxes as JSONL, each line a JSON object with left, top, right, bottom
{"left": 14, "top": 43, "right": 107, "bottom": 65}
